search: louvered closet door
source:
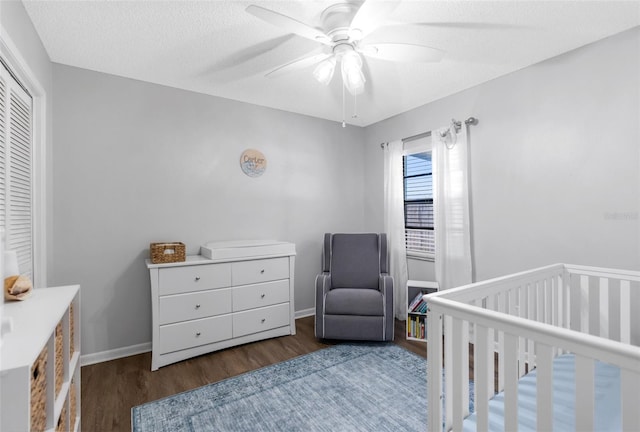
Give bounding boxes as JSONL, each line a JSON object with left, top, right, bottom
{"left": 0, "top": 62, "right": 33, "bottom": 278}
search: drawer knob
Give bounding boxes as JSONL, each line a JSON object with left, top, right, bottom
{"left": 195, "top": 276, "right": 201, "bottom": 281}
{"left": 260, "top": 294, "right": 265, "bottom": 299}
{"left": 195, "top": 304, "right": 201, "bottom": 309}
{"left": 196, "top": 332, "right": 201, "bottom": 337}
{"left": 260, "top": 269, "right": 265, "bottom": 274}
{"left": 261, "top": 318, "right": 266, "bottom": 323}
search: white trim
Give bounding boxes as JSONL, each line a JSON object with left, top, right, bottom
{"left": 295, "top": 307, "right": 315, "bottom": 319}
{"left": 0, "top": 26, "right": 48, "bottom": 287}
{"left": 80, "top": 342, "right": 152, "bottom": 367}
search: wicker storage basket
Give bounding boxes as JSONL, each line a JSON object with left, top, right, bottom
{"left": 31, "top": 345, "right": 47, "bottom": 432}
{"left": 150, "top": 242, "right": 186, "bottom": 264}
{"left": 70, "top": 379, "right": 77, "bottom": 432}
{"left": 69, "top": 304, "right": 75, "bottom": 357}
{"left": 55, "top": 321, "right": 63, "bottom": 397}
{"left": 56, "top": 399, "right": 67, "bottom": 432}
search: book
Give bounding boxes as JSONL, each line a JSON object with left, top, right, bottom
{"left": 408, "top": 292, "right": 423, "bottom": 311}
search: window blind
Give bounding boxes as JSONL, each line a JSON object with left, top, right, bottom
{"left": 403, "top": 152, "right": 434, "bottom": 256}
{"left": 0, "top": 62, "right": 33, "bottom": 278}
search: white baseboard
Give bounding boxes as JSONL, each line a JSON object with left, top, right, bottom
{"left": 295, "top": 308, "right": 315, "bottom": 319}
{"left": 80, "top": 312, "right": 316, "bottom": 366}
{"left": 80, "top": 342, "right": 151, "bottom": 367}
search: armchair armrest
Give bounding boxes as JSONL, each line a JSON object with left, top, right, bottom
{"left": 315, "top": 272, "right": 331, "bottom": 338}
{"left": 316, "top": 271, "right": 331, "bottom": 296}
{"left": 380, "top": 274, "right": 394, "bottom": 339}
{"left": 379, "top": 274, "right": 393, "bottom": 298}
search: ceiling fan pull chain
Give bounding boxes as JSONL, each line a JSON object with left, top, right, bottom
{"left": 342, "top": 83, "right": 346, "bottom": 128}
{"left": 352, "top": 91, "right": 358, "bottom": 119}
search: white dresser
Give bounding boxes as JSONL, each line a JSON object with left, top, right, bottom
{"left": 146, "top": 242, "right": 296, "bottom": 371}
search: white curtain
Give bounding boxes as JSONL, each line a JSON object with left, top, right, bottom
{"left": 384, "top": 140, "right": 408, "bottom": 318}
{"left": 432, "top": 124, "right": 473, "bottom": 290}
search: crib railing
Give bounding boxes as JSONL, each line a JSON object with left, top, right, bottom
{"left": 426, "top": 263, "right": 640, "bottom": 432}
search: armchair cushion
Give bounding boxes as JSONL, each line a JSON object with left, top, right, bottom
{"left": 324, "top": 288, "right": 384, "bottom": 316}
{"left": 329, "top": 233, "right": 380, "bottom": 289}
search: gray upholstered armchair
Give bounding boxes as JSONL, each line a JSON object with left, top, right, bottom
{"left": 315, "top": 233, "right": 394, "bottom": 341}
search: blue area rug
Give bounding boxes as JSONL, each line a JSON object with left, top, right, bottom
{"left": 132, "top": 343, "right": 433, "bottom": 431}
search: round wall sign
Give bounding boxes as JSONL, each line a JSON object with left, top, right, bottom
{"left": 240, "top": 149, "right": 267, "bottom": 177}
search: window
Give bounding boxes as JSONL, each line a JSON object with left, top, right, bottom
{"left": 403, "top": 151, "right": 434, "bottom": 258}
{"left": 0, "top": 60, "right": 33, "bottom": 278}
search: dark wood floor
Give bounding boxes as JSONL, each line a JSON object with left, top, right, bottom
{"left": 81, "top": 317, "right": 427, "bottom": 432}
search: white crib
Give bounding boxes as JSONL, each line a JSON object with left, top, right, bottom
{"left": 425, "top": 263, "right": 640, "bottom": 432}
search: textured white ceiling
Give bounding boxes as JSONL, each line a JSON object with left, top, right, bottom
{"left": 22, "top": 0, "right": 640, "bottom": 126}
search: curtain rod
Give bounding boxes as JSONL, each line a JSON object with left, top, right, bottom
{"left": 380, "top": 116, "right": 478, "bottom": 148}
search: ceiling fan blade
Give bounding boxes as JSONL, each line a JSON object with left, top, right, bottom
{"left": 246, "top": 5, "right": 332, "bottom": 45}
{"left": 382, "top": 21, "right": 525, "bottom": 31}
{"left": 349, "top": 0, "right": 401, "bottom": 40}
{"left": 265, "top": 52, "right": 332, "bottom": 78}
{"left": 359, "top": 43, "right": 445, "bottom": 63}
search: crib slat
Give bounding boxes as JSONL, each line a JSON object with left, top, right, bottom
{"left": 575, "top": 355, "right": 595, "bottom": 431}
{"left": 485, "top": 295, "right": 496, "bottom": 397}
{"left": 580, "top": 274, "right": 589, "bottom": 333}
{"left": 444, "top": 315, "right": 453, "bottom": 431}
{"left": 562, "top": 271, "right": 570, "bottom": 330}
{"left": 631, "top": 282, "right": 640, "bottom": 346}
{"left": 536, "top": 343, "right": 553, "bottom": 432}
{"left": 475, "top": 324, "right": 490, "bottom": 432}
{"left": 589, "top": 276, "right": 599, "bottom": 336}
{"left": 497, "top": 293, "right": 505, "bottom": 392}
{"left": 517, "top": 286, "right": 526, "bottom": 377}
{"left": 552, "top": 276, "right": 559, "bottom": 327}
{"left": 537, "top": 280, "right": 544, "bottom": 325}
{"left": 527, "top": 284, "right": 535, "bottom": 368}
{"left": 544, "top": 278, "right": 555, "bottom": 358}
{"left": 621, "top": 368, "right": 640, "bottom": 431}
{"left": 620, "top": 280, "right": 631, "bottom": 344}
{"left": 598, "top": 277, "right": 609, "bottom": 339}
{"left": 452, "top": 318, "right": 464, "bottom": 432}
{"left": 545, "top": 277, "right": 552, "bottom": 325}
{"left": 504, "top": 333, "right": 519, "bottom": 431}
{"left": 553, "top": 275, "right": 562, "bottom": 355}
{"left": 462, "top": 320, "right": 470, "bottom": 419}
{"left": 609, "top": 278, "right": 621, "bottom": 342}
{"left": 426, "top": 310, "right": 443, "bottom": 432}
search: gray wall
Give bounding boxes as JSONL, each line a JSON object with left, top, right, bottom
{"left": 365, "top": 27, "right": 640, "bottom": 282}
{"left": 0, "top": 0, "right": 54, "bottom": 284}
{"left": 51, "top": 64, "right": 365, "bottom": 355}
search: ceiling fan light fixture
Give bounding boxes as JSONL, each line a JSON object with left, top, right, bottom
{"left": 341, "top": 50, "right": 365, "bottom": 95}
{"left": 313, "top": 56, "right": 337, "bottom": 86}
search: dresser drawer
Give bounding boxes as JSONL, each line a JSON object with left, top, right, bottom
{"left": 231, "top": 257, "right": 289, "bottom": 286}
{"left": 232, "top": 280, "right": 290, "bottom": 312}
{"left": 159, "top": 289, "right": 232, "bottom": 325}
{"left": 159, "top": 315, "right": 232, "bottom": 354}
{"left": 232, "top": 303, "right": 290, "bottom": 338}
{"left": 159, "top": 263, "right": 231, "bottom": 295}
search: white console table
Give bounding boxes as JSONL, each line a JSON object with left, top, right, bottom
{"left": 146, "top": 242, "right": 296, "bottom": 371}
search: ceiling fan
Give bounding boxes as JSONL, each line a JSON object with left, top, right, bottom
{"left": 245, "top": 1, "right": 444, "bottom": 96}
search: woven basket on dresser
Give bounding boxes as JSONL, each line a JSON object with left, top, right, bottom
{"left": 30, "top": 345, "right": 47, "bottom": 432}
{"left": 150, "top": 242, "right": 186, "bottom": 264}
